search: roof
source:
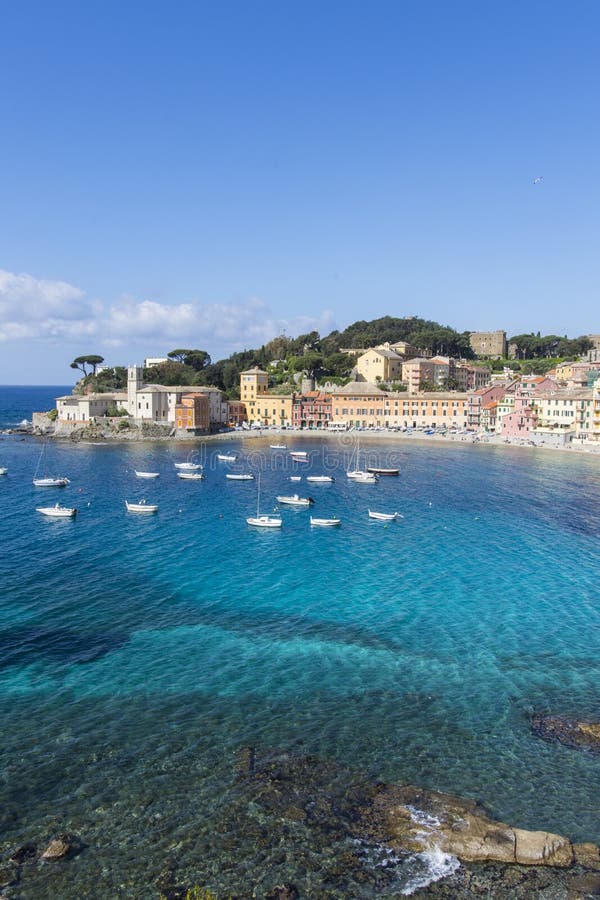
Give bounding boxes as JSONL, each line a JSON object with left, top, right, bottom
{"left": 138, "top": 384, "right": 222, "bottom": 394}
{"left": 240, "top": 366, "right": 268, "bottom": 375}
{"left": 331, "top": 381, "right": 387, "bottom": 396}
{"left": 359, "top": 347, "right": 402, "bottom": 360}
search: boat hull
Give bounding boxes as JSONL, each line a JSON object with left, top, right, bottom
{"left": 246, "top": 516, "right": 282, "bottom": 528}
{"left": 36, "top": 506, "right": 77, "bottom": 518}
{"left": 125, "top": 501, "right": 158, "bottom": 513}
{"left": 135, "top": 471, "right": 160, "bottom": 478}
{"left": 33, "top": 478, "right": 70, "bottom": 487}
{"left": 368, "top": 510, "right": 400, "bottom": 520}
{"left": 367, "top": 468, "right": 400, "bottom": 476}
{"left": 310, "top": 517, "right": 341, "bottom": 527}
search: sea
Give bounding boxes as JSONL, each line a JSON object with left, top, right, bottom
{"left": 1, "top": 385, "right": 600, "bottom": 897}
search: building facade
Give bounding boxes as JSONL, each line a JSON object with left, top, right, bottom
{"left": 355, "top": 347, "right": 403, "bottom": 383}
{"left": 469, "top": 330, "right": 507, "bottom": 358}
{"left": 292, "top": 391, "right": 332, "bottom": 428}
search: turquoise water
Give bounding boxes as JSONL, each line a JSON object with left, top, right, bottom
{"left": 1, "top": 425, "right": 600, "bottom": 895}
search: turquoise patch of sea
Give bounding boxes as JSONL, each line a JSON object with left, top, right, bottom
{"left": 1, "top": 427, "right": 600, "bottom": 894}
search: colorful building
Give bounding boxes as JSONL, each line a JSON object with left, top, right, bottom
{"left": 175, "top": 393, "right": 211, "bottom": 431}
{"left": 355, "top": 347, "right": 403, "bottom": 383}
{"left": 292, "top": 391, "right": 332, "bottom": 428}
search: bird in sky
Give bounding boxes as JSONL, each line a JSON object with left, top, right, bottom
{"left": 533, "top": 176, "right": 543, "bottom": 184}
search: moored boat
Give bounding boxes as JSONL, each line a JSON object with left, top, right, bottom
{"left": 247, "top": 473, "right": 282, "bottom": 527}
{"left": 347, "top": 471, "right": 378, "bottom": 483}
{"left": 270, "top": 444, "right": 286, "bottom": 450}
{"left": 310, "top": 516, "right": 341, "bottom": 527}
{"left": 0, "top": 467, "right": 7, "bottom": 475}
{"left": 217, "top": 453, "right": 237, "bottom": 462}
{"left": 135, "top": 470, "right": 160, "bottom": 478}
{"left": 125, "top": 500, "right": 158, "bottom": 513}
{"left": 368, "top": 509, "right": 402, "bottom": 520}
{"left": 290, "top": 450, "right": 309, "bottom": 460}
{"left": 306, "top": 475, "right": 334, "bottom": 483}
{"left": 226, "top": 473, "right": 255, "bottom": 481}
{"left": 177, "top": 471, "right": 204, "bottom": 480}
{"left": 276, "top": 494, "right": 314, "bottom": 506}
{"left": 36, "top": 503, "right": 77, "bottom": 518}
{"left": 33, "top": 477, "right": 70, "bottom": 487}
{"left": 174, "top": 462, "right": 202, "bottom": 470}
{"left": 366, "top": 467, "right": 400, "bottom": 476}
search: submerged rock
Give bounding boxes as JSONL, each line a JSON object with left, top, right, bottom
{"left": 9, "top": 842, "right": 37, "bottom": 864}
{"left": 531, "top": 714, "right": 600, "bottom": 752}
{"left": 40, "top": 833, "right": 84, "bottom": 860}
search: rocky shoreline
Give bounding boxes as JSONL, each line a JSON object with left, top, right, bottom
{"left": 2, "top": 747, "right": 600, "bottom": 898}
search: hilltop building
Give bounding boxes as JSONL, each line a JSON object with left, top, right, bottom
{"left": 469, "top": 330, "right": 507, "bottom": 359}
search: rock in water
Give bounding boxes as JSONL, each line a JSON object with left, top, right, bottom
{"left": 365, "top": 784, "right": 574, "bottom": 867}
{"left": 41, "top": 833, "right": 84, "bottom": 860}
{"left": 531, "top": 714, "right": 600, "bottom": 752}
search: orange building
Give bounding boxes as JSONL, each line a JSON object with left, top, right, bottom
{"left": 175, "top": 393, "right": 210, "bottom": 431}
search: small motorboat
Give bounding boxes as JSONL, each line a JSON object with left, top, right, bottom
{"left": 125, "top": 500, "right": 158, "bottom": 513}
{"left": 246, "top": 515, "right": 282, "bottom": 528}
{"left": 310, "top": 516, "right": 341, "bottom": 527}
{"left": 367, "top": 467, "right": 400, "bottom": 476}
{"left": 135, "top": 470, "right": 160, "bottom": 479}
{"left": 217, "top": 453, "right": 237, "bottom": 462}
{"left": 276, "top": 494, "right": 314, "bottom": 507}
{"left": 290, "top": 450, "right": 309, "bottom": 460}
{"left": 0, "top": 467, "right": 7, "bottom": 475}
{"left": 33, "top": 477, "right": 70, "bottom": 487}
{"left": 306, "top": 475, "right": 334, "bottom": 483}
{"left": 174, "top": 462, "right": 202, "bottom": 470}
{"left": 368, "top": 510, "right": 402, "bottom": 521}
{"left": 290, "top": 476, "right": 302, "bottom": 482}
{"left": 270, "top": 444, "right": 286, "bottom": 450}
{"left": 177, "top": 472, "right": 205, "bottom": 480}
{"left": 226, "top": 473, "right": 255, "bottom": 480}
{"left": 36, "top": 503, "right": 77, "bottom": 518}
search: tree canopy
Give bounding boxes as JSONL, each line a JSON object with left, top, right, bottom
{"left": 70, "top": 354, "right": 105, "bottom": 376}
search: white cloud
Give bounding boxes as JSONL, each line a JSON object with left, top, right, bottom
{"left": 0, "top": 268, "right": 336, "bottom": 359}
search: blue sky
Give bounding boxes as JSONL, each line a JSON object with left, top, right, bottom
{"left": 1, "top": 0, "right": 599, "bottom": 382}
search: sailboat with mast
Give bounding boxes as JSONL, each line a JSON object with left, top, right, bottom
{"left": 246, "top": 473, "right": 282, "bottom": 528}
{"left": 33, "top": 444, "right": 70, "bottom": 487}
{"left": 346, "top": 437, "right": 378, "bottom": 483}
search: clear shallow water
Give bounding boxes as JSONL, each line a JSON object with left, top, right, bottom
{"left": 1, "top": 417, "right": 600, "bottom": 896}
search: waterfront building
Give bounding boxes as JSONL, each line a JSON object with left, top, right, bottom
{"left": 467, "top": 383, "right": 511, "bottom": 429}
{"left": 533, "top": 389, "right": 593, "bottom": 439}
{"left": 227, "top": 400, "right": 247, "bottom": 427}
{"left": 479, "top": 401, "right": 498, "bottom": 432}
{"left": 55, "top": 392, "right": 128, "bottom": 423}
{"left": 454, "top": 364, "right": 491, "bottom": 391}
{"left": 592, "top": 379, "right": 600, "bottom": 440}
{"left": 175, "top": 393, "right": 211, "bottom": 431}
{"left": 330, "top": 382, "right": 470, "bottom": 429}
{"left": 469, "top": 330, "right": 507, "bottom": 359}
{"left": 239, "top": 367, "right": 293, "bottom": 426}
{"left": 401, "top": 358, "right": 436, "bottom": 392}
{"left": 292, "top": 391, "right": 332, "bottom": 428}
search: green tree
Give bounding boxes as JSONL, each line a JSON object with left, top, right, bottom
{"left": 70, "top": 354, "right": 104, "bottom": 376}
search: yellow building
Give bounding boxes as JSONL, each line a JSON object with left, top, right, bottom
{"left": 355, "top": 347, "right": 403, "bottom": 383}
{"left": 239, "top": 367, "right": 293, "bottom": 426}
{"left": 175, "top": 393, "right": 211, "bottom": 431}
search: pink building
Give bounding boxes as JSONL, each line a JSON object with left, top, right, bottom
{"left": 292, "top": 391, "right": 332, "bottom": 428}
{"left": 468, "top": 383, "right": 510, "bottom": 428}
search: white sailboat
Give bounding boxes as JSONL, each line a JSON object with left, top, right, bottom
{"left": 347, "top": 438, "right": 378, "bottom": 482}
{"left": 135, "top": 470, "right": 160, "bottom": 479}
{"left": 247, "top": 474, "right": 282, "bottom": 528}
{"left": 33, "top": 444, "right": 70, "bottom": 487}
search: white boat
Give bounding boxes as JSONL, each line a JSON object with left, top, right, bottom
{"left": 125, "top": 500, "right": 158, "bottom": 513}
{"left": 178, "top": 471, "right": 205, "bottom": 480}
{"left": 290, "top": 450, "right": 309, "bottom": 459}
{"left": 306, "top": 475, "right": 334, "bottom": 483}
{"left": 33, "top": 477, "right": 70, "bottom": 487}
{"left": 276, "top": 494, "right": 314, "bottom": 507}
{"left": 217, "top": 453, "right": 237, "bottom": 462}
{"left": 33, "top": 444, "right": 70, "bottom": 487}
{"left": 226, "top": 473, "right": 255, "bottom": 480}
{"left": 247, "top": 473, "right": 282, "bottom": 528}
{"left": 368, "top": 510, "right": 402, "bottom": 520}
{"left": 310, "top": 516, "right": 341, "bottom": 527}
{"left": 290, "top": 476, "right": 302, "bottom": 482}
{"left": 135, "top": 470, "right": 160, "bottom": 479}
{"left": 367, "top": 467, "right": 400, "bottom": 476}
{"left": 347, "top": 471, "right": 378, "bottom": 483}
{"left": 270, "top": 444, "right": 286, "bottom": 450}
{"left": 36, "top": 503, "right": 77, "bottom": 518}
{"left": 174, "top": 462, "right": 202, "bottom": 470}
{"left": 0, "top": 467, "right": 7, "bottom": 475}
